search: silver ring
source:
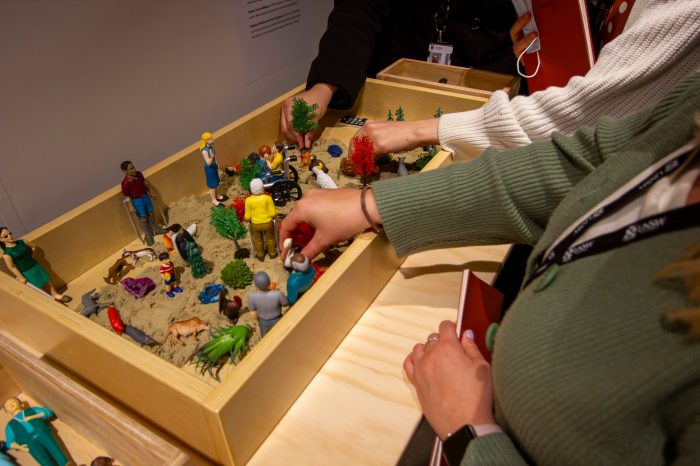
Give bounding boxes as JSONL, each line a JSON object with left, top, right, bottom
{"left": 426, "top": 334, "right": 439, "bottom": 344}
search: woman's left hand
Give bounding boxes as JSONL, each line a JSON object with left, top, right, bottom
{"left": 404, "top": 320, "right": 495, "bottom": 440}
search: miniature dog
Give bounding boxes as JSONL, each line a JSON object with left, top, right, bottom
{"left": 162, "top": 317, "right": 210, "bottom": 345}
{"left": 103, "top": 257, "right": 134, "bottom": 285}
{"left": 121, "top": 247, "right": 158, "bottom": 264}
{"left": 80, "top": 288, "right": 113, "bottom": 317}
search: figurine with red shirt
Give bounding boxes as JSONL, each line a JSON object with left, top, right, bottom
{"left": 120, "top": 161, "right": 166, "bottom": 246}
{"left": 200, "top": 132, "right": 229, "bottom": 207}
{"left": 159, "top": 252, "right": 182, "bottom": 298}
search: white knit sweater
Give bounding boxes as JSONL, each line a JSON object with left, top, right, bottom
{"left": 439, "top": 0, "right": 700, "bottom": 160}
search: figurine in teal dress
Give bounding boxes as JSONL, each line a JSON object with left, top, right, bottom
{"left": 3, "top": 397, "right": 72, "bottom": 466}
{"left": 200, "top": 132, "right": 229, "bottom": 207}
{"left": 0, "top": 227, "right": 71, "bottom": 303}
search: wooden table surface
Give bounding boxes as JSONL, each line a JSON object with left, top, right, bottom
{"left": 248, "top": 244, "right": 508, "bottom": 466}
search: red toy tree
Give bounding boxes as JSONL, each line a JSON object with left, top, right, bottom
{"left": 350, "top": 135, "right": 376, "bottom": 186}
{"left": 231, "top": 196, "right": 246, "bottom": 223}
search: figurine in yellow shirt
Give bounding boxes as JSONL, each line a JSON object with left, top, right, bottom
{"left": 244, "top": 179, "right": 278, "bottom": 261}
{"left": 269, "top": 142, "right": 285, "bottom": 171}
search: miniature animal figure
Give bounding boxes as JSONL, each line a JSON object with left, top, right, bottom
{"left": 121, "top": 247, "right": 157, "bottom": 264}
{"left": 397, "top": 156, "right": 408, "bottom": 177}
{"left": 340, "top": 157, "right": 356, "bottom": 176}
{"left": 162, "top": 317, "right": 210, "bottom": 345}
{"left": 79, "top": 288, "right": 113, "bottom": 317}
{"left": 103, "top": 257, "right": 134, "bottom": 284}
{"left": 123, "top": 325, "right": 159, "bottom": 346}
{"left": 219, "top": 289, "right": 243, "bottom": 323}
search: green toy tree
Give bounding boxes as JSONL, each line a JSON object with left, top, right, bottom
{"left": 434, "top": 107, "right": 443, "bottom": 118}
{"left": 210, "top": 206, "right": 250, "bottom": 259}
{"left": 291, "top": 97, "right": 319, "bottom": 143}
{"left": 220, "top": 260, "right": 253, "bottom": 289}
{"left": 185, "top": 241, "right": 210, "bottom": 279}
{"left": 395, "top": 106, "right": 405, "bottom": 121}
{"left": 239, "top": 159, "right": 262, "bottom": 192}
{"left": 386, "top": 109, "right": 394, "bottom": 121}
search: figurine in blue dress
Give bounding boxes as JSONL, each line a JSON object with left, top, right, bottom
{"left": 200, "top": 132, "right": 229, "bottom": 207}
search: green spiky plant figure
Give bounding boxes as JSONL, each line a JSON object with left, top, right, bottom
{"left": 434, "top": 107, "right": 443, "bottom": 118}
{"left": 395, "top": 106, "right": 405, "bottom": 121}
{"left": 386, "top": 109, "right": 394, "bottom": 121}
{"left": 210, "top": 206, "right": 250, "bottom": 259}
{"left": 239, "top": 158, "right": 262, "bottom": 192}
{"left": 291, "top": 97, "right": 319, "bottom": 147}
{"left": 184, "top": 240, "right": 209, "bottom": 279}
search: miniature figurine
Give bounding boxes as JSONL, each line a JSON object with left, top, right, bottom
{"left": 270, "top": 142, "right": 285, "bottom": 171}
{"left": 121, "top": 247, "right": 158, "bottom": 264}
{"left": 310, "top": 157, "right": 337, "bottom": 189}
{"left": 120, "top": 161, "right": 166, "bottom": 246}
{"left": 90, "top": 457, "right": 116, "bottom": 466}
{"left": 219, "top": 289, "right": 242, "bottom": 323}
{"left": 300, "top": 147, "right": 311, "bottom": 168}
{"left": 3, "top": 397, "right": 72, "bottom": 466}
{"left": 103, "top": 257, "right": 133, "bottom": 284}
{"left": 290, "top": 97, "right": 319, "bottom": 149}
{"left": 397, "top": 156, "right": 408, "bottom": 177}
{"left": 159, "top": 252, "right": 182, "bottom": 298}
{"left": 79, "top": 288, "right": 113, "bottom": 317}
{"left": 283, "top": 238, "right": 316, "bottom": 305}
{"left": 244, "top": 179, "right": 278, "bottom": 261}
{"left": 350, "top": 136, "right": 377, "bottom": 186}
{"left": 162, "top": 317, "right": 210, "bottom": 345}
{"left": 167, "top": 224, "right": 209, "bottom": 278}
{"left": 188, "top": 324, "right": 250, "bottom": 380}
{"left": 0, "top": 227, "right": 72, "bottom": 303}
{"left": 200, "top": 132, "right": 229, "bottom": 207}
{"left": 248, "top": 271, "right": 288, "bottom": 337}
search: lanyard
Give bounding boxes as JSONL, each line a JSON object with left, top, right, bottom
{"left": 434, "top": 0, "right": 451, "bottom": 43}
{"left": 526, "top": 144, "right": 699, "bottom": 286}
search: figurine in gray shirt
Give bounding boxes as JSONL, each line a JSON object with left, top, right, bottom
{"left": 247, "top": 271, "right": 289, "bottom": 337}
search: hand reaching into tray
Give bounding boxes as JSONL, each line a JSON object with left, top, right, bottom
{"left": 351, "top": 118, "right": 440, "bottom": 158}
{"left": 278, "top": 188, "right": 383, "bottom": 260}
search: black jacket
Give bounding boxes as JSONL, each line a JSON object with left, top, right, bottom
{"left": 307, "top": 0, "right": 518, "bottom": 108}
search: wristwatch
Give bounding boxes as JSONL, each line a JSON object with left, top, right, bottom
{"left": 442, "top": 424, "right": 502, "bottom": 466}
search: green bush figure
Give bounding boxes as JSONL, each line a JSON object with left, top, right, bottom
{"left": 395, "top": 106, "right": 405, "bottom": 121}
{"left": 210, "top": 206, "right": 250, "bottom": 259}
{"left": 239, "top": 159, "right": 262, "bottom": 192}
{"left": 414, "top": 146, "right": 439, "bottom": 170}
{"left": 185, "top": 240, "right": 210, "bottom": 279}
{"left": 220, "top": 260, "right": 253, "bottom": 289}
{"left": 386, "top": 109, "right": 394, "bottom": 121}
{"left": 291, "top": 97, "right": 319, "bottom": 144}
{"left": 434, "top": 107, "right": 443, "bottom": 118}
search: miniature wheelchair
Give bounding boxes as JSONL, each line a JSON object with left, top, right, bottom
{"left": 260, "top": 144, "right": 302, "bottom": 206}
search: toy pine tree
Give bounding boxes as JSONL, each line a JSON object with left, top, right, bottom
{"left": 386, "top": 109, "right": 394, "bottom": 121}
{"left": 350, "top": 135, "right": 376, "bottom": 186}
{"left": 434, "top": 107, "right": 443, "bottom": 118}
{"left": 239, "top": 159, "right": 261, "bottom": 191}
{"left": 395, "top": 106, "right": 405, "bottom": 121}
{"left": 185, "top": 240, "right": 209, "bottom": 278}
{"left": 291, "top": 97, "right": 319, "bottom": 145}
{"left": 210, "top": 206, "right": 250, "bottom": 259}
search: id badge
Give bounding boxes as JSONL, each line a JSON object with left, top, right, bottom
{"left": 427, "top": 42, "right": 453, "bottom": 65}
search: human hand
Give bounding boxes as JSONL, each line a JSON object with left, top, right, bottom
{"left": 404, "top": 320, "right": 494, "bottom": 440}
{"left": 353, "top": 119, "right": 439, "bottom": 158}
{"left": 280, "top": 83, "right": 335, "bottom": 149}
{"left": 278, "top": 188, "right": 381, "bottom": 260}
{"left": 510, "top": 13, "right": 538, "bottom": 57}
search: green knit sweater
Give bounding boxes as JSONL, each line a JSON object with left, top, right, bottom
{"left": 373, "top": 74, "right": 700, "bottom": 465}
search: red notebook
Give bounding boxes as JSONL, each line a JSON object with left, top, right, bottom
{"left": 516, "top": 0, "right": 595, "bottom": 92}
{"left": 429, "top": 270, "right": 503, "bottom": 466}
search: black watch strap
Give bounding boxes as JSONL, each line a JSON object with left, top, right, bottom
{"left": 442, "top": 424, "right": 476, "bottom": 466}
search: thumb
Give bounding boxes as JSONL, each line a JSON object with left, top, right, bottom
{"left": 461, "top": 329, "right": 486, "bottom": 361}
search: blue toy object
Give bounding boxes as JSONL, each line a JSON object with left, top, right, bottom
{"left": 199, "top": 283, "right": 226, "bottom": 304}
{"left": 327, "top": 144, "right": 343, "bottom": 157}
{"left": 286, "top": 266, "right": 315, "bottom": 305}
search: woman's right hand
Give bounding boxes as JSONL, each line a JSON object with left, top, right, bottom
{"left": 510, "top": 12, "right": 538, "bottom": 57}
{"left": 278, "top": 187, "right": 382, "bottom": 260}
{"left": 280, "top": 83, "right": 335, "bottom": 149}
{"left": 353, "top": 118, "right": 439, "bottom": 158}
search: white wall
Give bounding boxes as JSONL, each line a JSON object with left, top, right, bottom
{"left": 0, "top": 0, "right": 332, "bottom": 236}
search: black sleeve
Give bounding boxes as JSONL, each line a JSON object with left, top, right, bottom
{"left": 306, "top": 0, "right": 392, "bottom": 109}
